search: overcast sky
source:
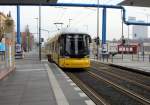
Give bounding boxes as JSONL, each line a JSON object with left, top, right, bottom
{"left": 0, "top": 0, "right": 150, "bottom": 41}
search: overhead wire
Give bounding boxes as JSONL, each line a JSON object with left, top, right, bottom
{"left": 58, "top": 7, "right": 68, "bottom": 23}
{"left": 72, "top": 10, "right": 96, "bottom": 26}
{"left": 104, "top": 0, "right": 114, "bottom": 4}
{"left": 72, "top": 0, "right": 100, "bottom": 26}
{"left": 67, "top": 0, "right": 95, "bottom": 25}
{"left": 72, "top": 0, "right": 101, "bottom": 26}
{"left": 55, "top": 0, "right": 97, "bottom": 28}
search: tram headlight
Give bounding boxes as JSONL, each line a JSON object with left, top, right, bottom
{"left": 63, "top": 56, "right": 70, "bottom": 58}
{"left": 84, "top": 55, "right": 89, "bottom": 58}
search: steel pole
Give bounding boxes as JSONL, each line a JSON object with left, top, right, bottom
{"left": 35, "top": 18, "right": 38, "bottom": 43}
{"left": 17, "top": 5, "right": 20, "bottom": 44}
{"left": 69, "top": 18, "right": 72, "bottom": 27}
{"left": 39, "top": 6, "right": 41, "bottom": 60}
{"left": 102, "top": 8, "right": 107, "bottom": 50}
{"left": 128, "top": 25, "right": 129, "bottom": 54}
{"left": 97, "top": 0, "right": 99, "bottom": 60}
{"left": 121, "top": 10, "right": 124, "bottom": 60}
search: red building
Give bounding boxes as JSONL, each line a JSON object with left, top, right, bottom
{"left": 16, "top": 32, "right": 34, "bottom": 52}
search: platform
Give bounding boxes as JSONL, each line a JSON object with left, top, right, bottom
{"left": 91, "top": 54, "right": 150, "bottom": 73}
{"left": 109, "top": 60, "right": 150, "bottom": 73}
{"left": 0, "top": 51, "right": 95, "bottom": 105}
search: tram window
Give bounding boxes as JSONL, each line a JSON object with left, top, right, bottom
{"left": 49, "top": 45, "right": 51, "bottom": 52}
{"left": 55, "top": 43, "right": 58, "bottom": 52}
{"left": 52, "top": 42, "right": 54, "bottom": 51}
{"left": 50, "top": 44, "right": 52, "bottom": 50}
{"left": 60, "top": 38, "right": 65, "bottom": 56}
{"left": 54, "top": 42, "right": 56, "bottom": 52}
{"left": 78, "top": 40, "right": 84, "bottom": 50}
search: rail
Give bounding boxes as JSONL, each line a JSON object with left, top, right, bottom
{"left": 87, "top": 71, "right": 150, "bottom": 105}
{"left": 66, "top": 72, "right": 109, "bottom": 105}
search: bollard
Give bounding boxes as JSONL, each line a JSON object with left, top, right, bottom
{"left": 121, "top": 52, "right": 123, "bottom": 61}
{"left": 138, "top": 52, "right": 139, "bottom": 61}
{"left": 111, "top": 54, "right": 113, "bottom": 63}
{"left": 100, "top": 54, "right": 101, "bottom": 61}
{"left": 102, "top": 54, "right": 104, "bottom": 62}
{"left": 107, "top": 54, "right": 108, "bottom": 62}
{"left": 132, "top": 53, "right": 133, "bottom": 61}
{"left": 143, "top": 53, "right": 144, "bottom": 61}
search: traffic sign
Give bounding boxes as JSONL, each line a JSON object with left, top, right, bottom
{"left": 0, "top": 43, "right": 5, "bottom": 52}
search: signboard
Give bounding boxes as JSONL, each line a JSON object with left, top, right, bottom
{"left": 0, "top": 43, "right": 5, "bottom": 52}
{"left": 0, "top": 0, "right": 57, "bottom": 5}
{"left": 102, "top": 44, "right": 107, "bottom": 52}
{"left": 15, "top": 44, "right": 22, "bottom": 53}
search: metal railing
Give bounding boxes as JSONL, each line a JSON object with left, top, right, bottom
{"left": 91, "top": 53, "right": 150, "bottom": 63}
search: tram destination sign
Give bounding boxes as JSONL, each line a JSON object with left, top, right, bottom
{"left": 0, "top": 0, "right": 58, "bottom": 5}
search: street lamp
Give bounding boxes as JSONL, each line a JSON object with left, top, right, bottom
{"left": 97, "top": 0, "right": 100, "bottom": 60}
{"left": 68, "top": 18, "right": 72, "bottom": 28}
{"left": 54, "top": 22, "right": 64, "bottom": 30}
{"left": 121, "top": 9, "right": 124, "bottom": 60}
{"left": 39, "top": 5, "right": 41, "bottom": 60}
{"left": 127, "top": 25, "right": 130, "bottom": 54}
{"left": 34, "top": 17, "right": 38, "bottom": 42}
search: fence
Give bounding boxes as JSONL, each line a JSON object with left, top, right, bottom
{"left": 91, "top": 53, "right": 150, "bottom": 63}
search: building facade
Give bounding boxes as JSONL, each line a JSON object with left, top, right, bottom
{"left": 0, "top": 12, "right": 7, "bottom": 41}
{"left": 0, "top": 12, "right": 15, "bottom": 69}
{"left": 132, "top": 25, "right": 148, "bottom": 40}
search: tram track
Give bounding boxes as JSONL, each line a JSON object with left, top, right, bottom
{"left": 87, "top": 70, "right": 150, "bottom": 105}
{"left": 92, "top": 61, "right": 150, "bottom": 86}
{"left": 91, "top": 62, "right": 150, "bottom": 100}
{"left": 90, "top": 67, "right": 150, "bottom": 100}
{"left": 64, "top": 62, "right": 150, "bottom": 105}
{"left": 66, "top": 71, "right": 110, "bottom": 105}
{"left": 92, "top": 65, "right": 150, "bottom": 91}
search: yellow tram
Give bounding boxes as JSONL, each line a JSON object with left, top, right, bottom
{"left": 45, "top": 31, "right": 91, "bottom": 68}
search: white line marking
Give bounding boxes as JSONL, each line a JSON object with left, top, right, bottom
{"left": 64, "top": 76, "right": 69, "bottom": 79}
{"left": 45, "top": 64, "right": 69, "bottom": 105}
{"left": 70, "top": 83, "right": 76, "bottom": 86}
{"left": 17, "top": 69, "right": 46, "bottom": 71}
{"left": 67, "top": 79, "right": 72, "bottom": 82}
{"left": 85, "top": 100, "right": 96, "bottom": 105}
{"left": 79, "top": 92, "right": 87, "bottom": 98}
{"left": 61, "top": 74, "right": 66, "bottom": 76}
{"left": 41, "top": 59, "right": 48, "bottom": 62}
{"left": 74, "top": 87, "right": 81, "bottom": 91}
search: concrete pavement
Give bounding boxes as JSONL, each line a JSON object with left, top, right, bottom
{"left": 0, "top": 50, "right": 95, "bottom": 105}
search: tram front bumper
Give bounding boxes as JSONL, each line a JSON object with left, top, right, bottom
{"left": 59, "top": 58, "right": 90, "bottom": 68}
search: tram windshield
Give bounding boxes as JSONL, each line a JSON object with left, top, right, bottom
{"left": 63, "top": 34, "right": 90, "bottom": 57}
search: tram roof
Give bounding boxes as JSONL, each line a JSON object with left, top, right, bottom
{"left": 0, "top": 0, "right": 58, "bottom": 5}
{"left": 118, "top": 0, "right": 150, "bottom": 7}
{"left": 46, "top": 28, "right": 90, "bottom": 44}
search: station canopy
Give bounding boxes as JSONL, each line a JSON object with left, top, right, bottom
{"left": 118, "top": 0, "right": 150, "bottom": 7}
{"left": 0, "top": 0, "right": 58, "bottom": 5}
